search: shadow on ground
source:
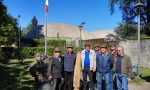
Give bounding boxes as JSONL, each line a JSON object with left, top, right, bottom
{"left": 0, "top": 60, "right": 35, "bottom": 90}
{"left": 142, "top": 76, "right": 150, "bottom": 82}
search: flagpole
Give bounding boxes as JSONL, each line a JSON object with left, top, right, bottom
{"left": 45, "top": 9, "right": 48, "bottom": 55}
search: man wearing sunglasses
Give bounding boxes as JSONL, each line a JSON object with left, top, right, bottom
{"left": 114, "top": 46, "right": 132, "bottom": 90}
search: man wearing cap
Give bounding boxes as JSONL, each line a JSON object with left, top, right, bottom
{"left": 81, "top": 43, "right": 96, "bottom": 90}
{"left": 109, "top": 43, "right": 117, "bottom": 90}
{"left": 64, "top": 45, "right": 76, "bottom": 90}
{"left": 96, "top": 44, "right": 112, "bottom": 90}
{"left": 47, "top": 47, "right": 64, "bottom": 90}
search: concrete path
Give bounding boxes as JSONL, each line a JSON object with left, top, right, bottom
{"left": 129, "top": 82, "right": 150, "bottom": 90}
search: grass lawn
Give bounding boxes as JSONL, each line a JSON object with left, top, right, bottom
{"left": 0, "top": 58, "right": 35, "bottom": 90}
{"left": 0, "top": 58, "right": 150, "bottom": 90}
{"left": 129, "top": 68, "right": 150, "bottom": 84}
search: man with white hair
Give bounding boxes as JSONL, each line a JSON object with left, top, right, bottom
{"left": 114, "top": 46, "right": 132, "bottom": 90}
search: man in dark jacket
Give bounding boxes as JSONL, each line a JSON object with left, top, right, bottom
{"left": 114, "top": 46, "right": 132, "bottom": 90}
{"left": 109, "top": 43, "right": 116, "bottom": 90}
{"left": 47, "top": 48, "right": 64, "bottom": 90}
{"left": 64, "top": 45, "right": 76, "bottom": 90}
{"left": 96, "top": 44, "right": 112, "bottom": 90}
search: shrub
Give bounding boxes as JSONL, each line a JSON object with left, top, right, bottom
{"left": 20, "top": 46, "right": 55, "bottom": 58}
{"left": 35, "top": 38, "right": 66, "bottom": 47}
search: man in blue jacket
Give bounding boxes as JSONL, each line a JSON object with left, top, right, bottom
{"left": 64, "top": 45, "right": 76, "bottom": 90}
{"left": 96, "top": 44, "right": 112, "bottom": 90}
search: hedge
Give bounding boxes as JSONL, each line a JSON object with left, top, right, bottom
{"left": 35, "top": 39, "right": 66, "bottom": 47}
{"left": 17, "top": 46, "right": 55, "bottom": 58}
{"left": 0, "top": 46, "right": 82, "bottom": 63}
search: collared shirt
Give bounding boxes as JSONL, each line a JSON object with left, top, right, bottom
{"left": 84, "top": 50, "right": 90, "bottom": 69}
{"left": 116, "top": 55, "right": 123, "bottom": 74}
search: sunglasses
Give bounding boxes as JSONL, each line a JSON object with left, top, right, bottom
{"left": 117, "top": 50, "right": 122, "bottom": 52}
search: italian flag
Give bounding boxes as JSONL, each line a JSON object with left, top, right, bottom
{"left": 45, "top": 0, "right": 48, "bottom": 12}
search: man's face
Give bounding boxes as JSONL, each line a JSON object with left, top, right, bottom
{"left": 54, "top": 51, "right": 61, "bottom": 57}
{"left": 117, "top": 47, "right": 123, "bottom": 56}
{"left": 85, "top": 46, "right": 90, "bottom": 51}
{"left": 101, "top": 47, "right": 106, "bottom": 53}
{"left": 67, "top": 47, "right": 73, "bottom": 52}
{"left": 111, "top": 46, "right": 116, "bottom": 51}
{"left": 95, "top": 47, "right": 99, "bottom": 51}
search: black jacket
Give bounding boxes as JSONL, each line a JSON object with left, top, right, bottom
{"left": 47, "top": 56, "right": 64, "bottom": 79}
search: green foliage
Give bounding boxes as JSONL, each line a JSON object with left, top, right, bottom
{"left": 129, "top": 67, "right": 150, "bottom": 83}
{"left": 22, "top": 16, "right": 38, "bottom": 37}
{"left": 0, "top": 24, "right": 17, "bottom": 46}
{"left": 140, "top": 34, "right": 150, "bottom": 39}
{"left": 115, "top": 23, "right": 137, "bottom": 39}
{"left": 0, "top": 1, "right": 18, "bottom": 46}
{"left": 35, "top": 38, "right": 67, "bottom": 47}
{"left": 0, "top": 47, "right": 13, "bottom": 64}
{"left": 21, "top": 24, "right": 32, "bottom": 37}
{"left": 19, "top": 47, "right": 55, "bottom": 58}
{"left": 31, "top": 16, "right": 38, "bottom": 28}
{"left": 109, "top": 0, "right": 150, "bottom": 36}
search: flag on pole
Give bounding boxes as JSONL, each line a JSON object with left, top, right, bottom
{"left": 45, "top": 0, "right": 48, "bottom": 12}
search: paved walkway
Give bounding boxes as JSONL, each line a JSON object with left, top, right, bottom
{"left": 129, "top": 82, "right": 150, "bottom": 90}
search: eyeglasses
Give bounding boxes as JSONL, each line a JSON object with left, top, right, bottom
{"left": 117, "top": 50, "right": 122, "bottom": 52}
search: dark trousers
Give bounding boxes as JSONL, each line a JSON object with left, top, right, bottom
{"left": 82, "top": 68, "right": 94, "bottom": 90}
{"left": 51, "top": 78, "right": 61, "bottom": 90}
{"left": 64, "top": 71, "right": 74, "bottom": 90}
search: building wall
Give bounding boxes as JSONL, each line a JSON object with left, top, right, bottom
{"left": 118, "top": 39, "right": 150, "bottom": 68}
{"left": 82, "top": 39, "right": 150, "bottom": 68}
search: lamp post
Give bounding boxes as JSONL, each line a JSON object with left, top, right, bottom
{"left": 79, "top": 22, "right": 86, "bottom": 52}
{"left": 134, "top": 0, "right": 144, "bottom": 78}
{"left": 17, "top": 15, "right": 21, "bottom": 48}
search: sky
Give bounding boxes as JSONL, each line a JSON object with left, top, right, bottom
{"left": 3, "top": 0, "right": 122, "bottom": 32}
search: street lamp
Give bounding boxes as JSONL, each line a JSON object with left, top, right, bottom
{"left": 79, "top": 22, "right": 86, "bottom": 52}
{"left": 134, "top": 0, "right": 144, "bottom": 78}
{"left": 17, "top": 15, "right": 21, "bottom": 48}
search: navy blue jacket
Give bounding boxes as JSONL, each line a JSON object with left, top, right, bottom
{"left": 64, "top": 52, "right": 76, "bottom": 72}
{"left": 96, "top": 52, "right": 112, "bottom": 73}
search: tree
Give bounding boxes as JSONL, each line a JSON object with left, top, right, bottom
{"left": 21, "top": 16, "right": 38, "bottom": 37}
{"left": 31, "top": 16, "right": 38, "bottom": 28}
{"left": 115, "top": 22, "right": 137, "bottom": 39}
{"left": 109, "top": 0, "right": 150, "bottom": 36}
{"left": 0, "top": 0, "right": 18, "bottom": 46}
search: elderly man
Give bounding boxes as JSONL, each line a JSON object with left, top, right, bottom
{"left": 64, "top": 45, "right": 76, "bottom": 90}
{"left": 114, "top": 46, "right": 132, "bottom": 90}
{"left": 47, "top": 48, "right": 64, "bottom": 90}
{"left": 81, "top": 43, "right": 96, "bottom": 90}
{"left": 96, "top": 44, "right": 112, "bottom": 90}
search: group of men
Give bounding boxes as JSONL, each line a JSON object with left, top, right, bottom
{"left": 30, "top": 43, "right": 132, "bottom": 90}
{"left": 80, "top": 43, "right": 132, "bottom": 90}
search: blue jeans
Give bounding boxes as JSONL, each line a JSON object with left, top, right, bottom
{"left": 116, "top": 73, "right": 128, "bottom": 90}
{"left": 110, "top": 71, "right": 114, "bottom": 90}
{"left": 97, "top": 72, "right": 110, "bottom": 90}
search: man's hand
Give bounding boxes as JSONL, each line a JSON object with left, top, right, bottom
{"left": 93, "top": 68, "right": 96, "bottom": 72}
{"left": 48, "top": 76, "right": 52, "bottom": 80}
